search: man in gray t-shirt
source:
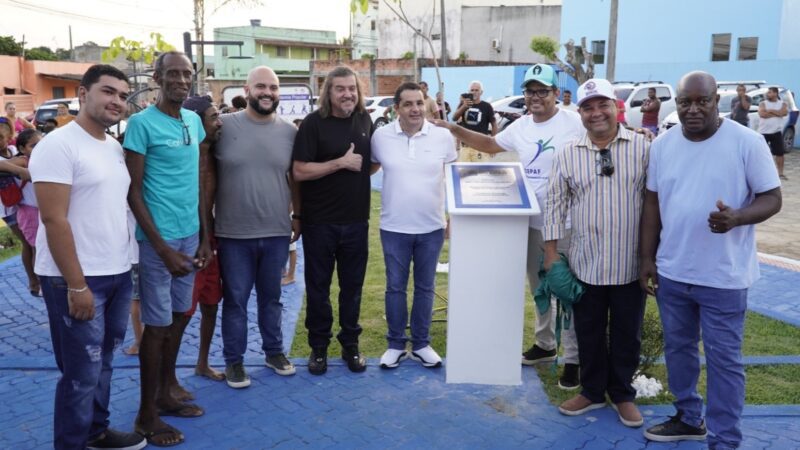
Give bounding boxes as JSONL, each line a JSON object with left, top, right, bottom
{"left": 211, "top": 66, "right": 300, "bottom": 388}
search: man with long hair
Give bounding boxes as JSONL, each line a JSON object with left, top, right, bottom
{"left": 292, "top": 66, "right": 374, "bottom": 375}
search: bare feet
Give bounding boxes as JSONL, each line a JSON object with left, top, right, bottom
{"left": 195, "top": 365, "right": 225, "bottom": 381}
{"left": 169, "top": 383, "right": 195, "bottom": 402}
{"left": 124, "top": 344, "right": 139, "bottom": 356}
{"left": 281, "top": 276, "right": 295, "bottom": 286}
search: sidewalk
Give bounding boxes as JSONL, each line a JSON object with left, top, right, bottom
{"left": 2, "top": 242, "right": 799, "bottom": 449}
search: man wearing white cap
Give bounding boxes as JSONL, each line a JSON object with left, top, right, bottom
{"left": 432, "top": 63, "right": 583, "bottom": 390}
{"left": 543, "top": 78, "right": 650, "bottom": 427}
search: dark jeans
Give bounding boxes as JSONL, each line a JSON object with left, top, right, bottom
{"left": 572, "top": 281, "right": 645, "bottom": 404}
{"left": 41, "top": 272, "right": 132, "bottom": 450}
{"left": 218, "top": 236, "right": 290, "bottom": 364}
{"left": 302, "top": 221, "right": 368, "bottom": 349}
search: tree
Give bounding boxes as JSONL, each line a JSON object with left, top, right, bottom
{"left": 25, "top": 46, "right": 57, "bottom": 61}
{"left": 351, "top": 0, "right": 445, "bottom": 96}
{"left": 0, "top": 36, "right": 23, "bottom": 56}
{"left": 530, "top": 35, "right": 595, "bottom": 84}
{"left": 102, "top": 33, "right": 175, "bottom": 91}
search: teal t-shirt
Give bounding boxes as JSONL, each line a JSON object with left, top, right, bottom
{"left": 124, "top": 105, "right": 205, "bottom": 241}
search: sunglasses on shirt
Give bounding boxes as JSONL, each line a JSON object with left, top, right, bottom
{"left": 597, "top": 149, "right": 614, "bottom": 177}
{"left": 180, "top": 116, "right": 191, "bottom": 146}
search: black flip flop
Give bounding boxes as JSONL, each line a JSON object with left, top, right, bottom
{"left": 157, "top": 403, "right": 205, "bottom": 418}
{"left": 135, "top": 426, "right": 184, "bottom": 447}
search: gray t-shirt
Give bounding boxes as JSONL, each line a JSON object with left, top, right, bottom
{"left": 214, "top": 110, "right": 297, "bottom": 238}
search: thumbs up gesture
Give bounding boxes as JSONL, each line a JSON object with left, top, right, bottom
{"left": 339, "top": 143, "right": 363, "bottom": 172}
{"left": 708, "top": 199, "right": 738, "bottom": 233}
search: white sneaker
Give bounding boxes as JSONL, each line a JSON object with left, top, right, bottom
{"left": 410, "top": 345, "right": 442, "bottom": 368}
{"left": 379, "top": 348, "right": 408, "bottom": 369}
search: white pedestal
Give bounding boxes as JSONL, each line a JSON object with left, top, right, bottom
{"left": 445, "top": 215, "right": 530, "bottom": 385}
{"left": 444, "top": 162, "right": 538, "bottom": 385}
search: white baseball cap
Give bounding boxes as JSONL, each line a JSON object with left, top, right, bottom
{"left": 576, "top": 78, "right": 616, "bottom": 107}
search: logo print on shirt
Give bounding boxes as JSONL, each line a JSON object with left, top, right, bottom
{"left": 527, "top": 137, "right": 556, "bottom": 166}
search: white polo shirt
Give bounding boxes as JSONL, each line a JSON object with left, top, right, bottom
{"left": 371, "top": 120, "right": 457, "bottom": 234}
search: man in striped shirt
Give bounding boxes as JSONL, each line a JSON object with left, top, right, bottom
{"left": 543, "top": 78, "right": 650, "bottom": 428}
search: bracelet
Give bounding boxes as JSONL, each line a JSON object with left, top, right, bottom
{"left": 68, "top": 285, "right": 89, "bottom": 293}
{"left": 291, "top": 214, "right": 302, "bottom": 220}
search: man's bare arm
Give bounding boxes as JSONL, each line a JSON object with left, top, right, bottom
{"left": 429, "top": 118, "right": 505, "bottom": 154}
{"left": 36, "top": 182, "right": 95, "bottom": 320}
{"left": 292, "top": 143, "right": 362, "bottom": 181}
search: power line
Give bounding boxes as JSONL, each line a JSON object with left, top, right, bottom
{"left": 2, "top": 0, "right": 189, "bottom": 31}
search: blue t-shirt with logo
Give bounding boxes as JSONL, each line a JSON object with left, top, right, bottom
{"left": 123, "top": 105, "right": 205, "bottom": 241}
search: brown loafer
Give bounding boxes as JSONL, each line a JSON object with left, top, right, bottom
{"left": 558, "top": 394, "right": 606, "bottom": 416}
{"left": 612, "top": 401, "right": 644, "bottom": 427}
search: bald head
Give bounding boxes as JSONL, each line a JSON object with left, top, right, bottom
{"left": 675, "top": 71, "right": 720, "bottom": 141}
{"left": 677, "top": 71, "right": 716, "bottom": 98}
{"left": 246, "top": 66, "right": 278, "bottom": 86}
{"left": 245, "top": 66, "right": 280, "bottom": 116}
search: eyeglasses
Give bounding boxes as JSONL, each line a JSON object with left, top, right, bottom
{"left": 523, "top": 88, "right": 552, "bottom": 99}
{"left": 597, "top": 149, "right": 614, "bottom": 177}
{"left": 179, "top": 116, "right": 191, "bottom": 146}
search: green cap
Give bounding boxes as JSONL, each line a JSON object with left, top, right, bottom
{"left": 521, "top": 64, "right": 557, "bottom": 88}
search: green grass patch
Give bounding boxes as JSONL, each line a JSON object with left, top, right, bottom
{"left": 0, "top": 225, "right": 22, "bottom": 263}
{"left": 535, "top": 364, "right": 800, "bottom": 406}
{"left": 290, "top": 191, "right": 800, "bottom": 404}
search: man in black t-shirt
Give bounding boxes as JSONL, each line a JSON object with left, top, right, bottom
{"left": 292, "top": 66, "right": 374, "bottom": 376}
{"left": 453, "top": 80, "right": 497, "bottom": 135}
{"left": 730, "top": 84, "right": 752, "bottom": 127}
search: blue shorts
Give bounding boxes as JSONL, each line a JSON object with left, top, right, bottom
{"left": 137, "top": 233, "right": 199, "bottom": 327}
{"left": 2, "top": 212, "right": 18, "bottom": 227}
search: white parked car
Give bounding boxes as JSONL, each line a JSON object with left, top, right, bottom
{"left": 659, "top": 87, "right": 798, "bottom": 151}
{"left": 613, "top": 81, "right": 676, "bottom": 129}
{"left": 365, "top": 96, "right": 394, "bottom": 128}
{"left": 491, "top": 95, "right": 526, "bottom": 131}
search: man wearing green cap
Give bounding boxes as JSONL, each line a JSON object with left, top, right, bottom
{"left": 433, "top": 63, "right": 583, "bottom": 389}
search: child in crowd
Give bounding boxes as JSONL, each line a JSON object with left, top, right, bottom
{"left": 0, "top": 125, "right": 41, "bottom": 296}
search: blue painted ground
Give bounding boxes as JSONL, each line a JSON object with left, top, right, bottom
{"left": 1, "top": 243, "right": 799, "bottom": 449}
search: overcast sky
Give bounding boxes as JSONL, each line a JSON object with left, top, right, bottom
{"left": 2, "top": 0, "right": 352, "bottom": 54}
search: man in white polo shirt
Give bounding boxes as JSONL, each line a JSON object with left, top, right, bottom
{"left": 371, "top": 82, "right": 457, "bottom": 369}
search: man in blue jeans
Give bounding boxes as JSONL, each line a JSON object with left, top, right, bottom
{"left": 640, "top": 71, "right": 782, "bottom": 449}
{"left": 210, "top": 66, "right": 300, "bottom": 387}
{"left": 30, "top": 64, "right": 145, "bottom": 450}
{"left": 371, "top": 82, "right": 457, "bottom": 369}
{"left": 293, "top": 66, "right": 374, "bottom": 374}
{"left": 125, "top": 51, "right": 211, "bottom": 447}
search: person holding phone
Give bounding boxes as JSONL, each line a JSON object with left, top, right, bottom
{"left": 453, "top": 81, "right": 497, "bottom": 135}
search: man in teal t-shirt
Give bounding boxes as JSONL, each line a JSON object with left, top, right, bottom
{"left": 124, "top": 51, "right": 210, "bottom": 448}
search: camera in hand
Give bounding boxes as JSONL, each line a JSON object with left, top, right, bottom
{"left": 461, "top": 93, "right": 473, "bottom": 100}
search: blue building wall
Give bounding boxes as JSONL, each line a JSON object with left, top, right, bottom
{"left": 561, "top": 0, "right": 798, "bottom": 89}
{"left": 562, "top": 0, "right": 800, "bottom": 144}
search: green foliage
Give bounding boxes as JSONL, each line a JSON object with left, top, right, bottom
{"left": 401, "top": 51, "right": 415, "bottom": 60}
{"left": 0, "top": 226, "right": 22, "bottom": 263}
{"left": 350, "top": 0, "right": 370, "bottom": 14}
{"left": 360, "top": 53, "right": 376, "bottom": 60}
{"left": 530, "top": 35, "right": 559, "bottom": 61}
{"left": 102, "top": 32, "right": 175, "bottom": 65}
{"left": 458, "top": 51, "right": 468, "bottom": 60}
{"left": 638, "top": 304, "right": 664, "bottom": 376}
{"left": 25, "top": 46, "right": 57, "bottom": 61}
{"left": 0, "top": 36, "right": 23, "bottom": 56}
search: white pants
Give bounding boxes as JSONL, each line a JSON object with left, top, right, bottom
{"left": 525, "top": 228, "right": 579, "bottom": 365}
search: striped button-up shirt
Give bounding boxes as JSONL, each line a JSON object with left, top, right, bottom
{"left": 543, "top": 126, "right": 650, "bottom": 285}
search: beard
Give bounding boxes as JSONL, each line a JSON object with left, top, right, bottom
{"left": 248, "top": 94, "right": 279, "bottom": 116}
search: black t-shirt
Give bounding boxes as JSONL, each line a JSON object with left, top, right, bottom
{"left": 461, "top": 100, "right": 494, "bottom": 134}
{"left": 292, "top": 109, "right": 374, "bottom": 224}
{"left": 730, "top": 95, "right": 752, "bottom": 126}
